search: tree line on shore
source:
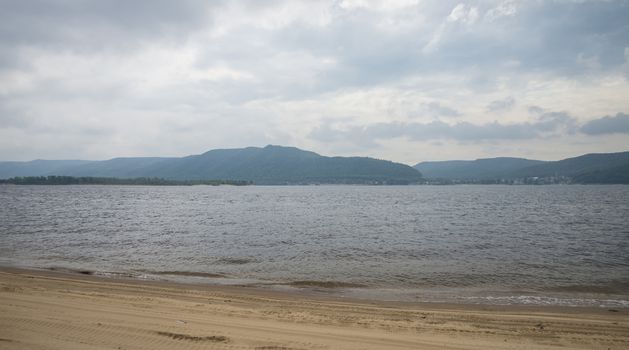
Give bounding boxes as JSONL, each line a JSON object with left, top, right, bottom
{"left": 0, "top": 176, "right": 252, "bottom": 186}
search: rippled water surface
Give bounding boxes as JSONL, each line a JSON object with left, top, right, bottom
{"left": 1, "top": 185, "right": 628, "bottom": 306}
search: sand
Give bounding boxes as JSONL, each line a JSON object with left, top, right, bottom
{"left": 1, "top": 267, "right": 627, "bottom": 350}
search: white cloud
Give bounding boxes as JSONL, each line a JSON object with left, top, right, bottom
{"left": 423, "top": 3, "right": 479, "bottom": 53}
{"left": 447, "top": 4, "right": 479, "bottom": 24}
{"left": 485, "top": 0, "right": 518, "bottom": 22}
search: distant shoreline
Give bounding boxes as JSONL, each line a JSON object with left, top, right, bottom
{"left": 2, "top": 180, "right": 628, "bottom": 186}
{"left": 0, "top": 176, "right": 252, "bottom": 186}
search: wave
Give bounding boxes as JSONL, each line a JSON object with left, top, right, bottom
{"left": 288, "top": 280, "right": 366, "bottom": 288}
{"left": 543, "top": 281, "right": 629, "bottom": 294}
{"left": 215, "top": 257, "right": 255, "bottom": 265}
{"left": 47, "top": 267, "right": 94, "bottom": 275}
{"left": 146, "top": 271, "right": 227, "bottom": 278}
{"left": 456, "top": 295, "right": 629, "bottom": 308}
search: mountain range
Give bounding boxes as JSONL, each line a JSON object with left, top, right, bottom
{"left": 1, "top": 146, "right": 628, "bottom": 184}
{"left": 414, "top": 151, "right": 629, "bottom": 184}
{"left": 0, "top": 145, "right": 422, "bottom": 185}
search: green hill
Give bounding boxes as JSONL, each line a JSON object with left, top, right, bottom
{"left": 414, "top": 151, "right": 629, "bottom": 184}
{"left": 0, "top": 145, "right": 423, "bottom": 185}
{"left": 512, "top": 152, "right": 629, "bottom": 181}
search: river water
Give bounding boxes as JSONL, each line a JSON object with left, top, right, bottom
{"left": 1, "top": 184, "right": 628, "bottom": 307}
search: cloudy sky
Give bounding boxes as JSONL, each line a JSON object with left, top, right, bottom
{"left": 1, "top": 0, "right": 628, "bottom": 164}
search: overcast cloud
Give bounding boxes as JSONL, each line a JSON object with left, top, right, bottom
{"left": 1, "top": 0, "right": 628, "bottom": 163}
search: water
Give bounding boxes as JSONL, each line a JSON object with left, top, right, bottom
{"left": 1, "top": 185, "right": 628, "bottom": 307}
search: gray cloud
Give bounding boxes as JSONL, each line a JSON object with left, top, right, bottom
{"left": 581, "top": 113, "right": 629, "bottom": 135}
{"left": 0, "top": 0, "right": 219, "bottom": 77}
{"left": 310, "top": 111, "right": 629, "bottom": 149}
{"left": 535, "top": 112, "right": 578, "bottom": 134}
{"left": 486, "top": 96, "right": 515, "bottom": 113}
{"left": 309, "top": 112, "right": 580, "bottom": 147}
{"left": 187, "top": 0, "right": 629, "bottom": 99}
{"left": 424, "top": 102, "right": 461, "bottom": 118}
{"left": 1, "top": 1, "right": 628, "bottom": 162}
{"left": 0, "top": 1, "right": 216, "bottom": 50}
{"left": 3, "top": 1, "right": 628, "bottom": 97}
{"left": 528, "top": 105, "right": 545, "bottom": 115}
{"left": 430, "top": 1, "right": 629, "bottom": 76}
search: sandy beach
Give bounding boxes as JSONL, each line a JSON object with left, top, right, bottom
{"left": 0, "top": 267, "right": 627, "bottom": 350}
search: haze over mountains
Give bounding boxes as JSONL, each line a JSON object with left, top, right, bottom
{"left": 1, "top": 146, "right": 628, "bottom": 184}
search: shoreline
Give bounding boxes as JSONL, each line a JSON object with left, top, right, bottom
{"left": 2, "top": 265, "right": 621, "bottom": 313}
{"left": 2, "top": 266, "right": 628, "bottom": 349}
{"left": 3, "top": 264, "right": 628, "bottom": 309}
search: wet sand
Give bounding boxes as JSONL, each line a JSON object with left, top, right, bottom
{"left": 1, "top": 267, "right": 628, "bottom": 350}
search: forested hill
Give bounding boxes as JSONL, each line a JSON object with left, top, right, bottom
{"left": 514, "top": 151, "right": 629, "bottom": 184}
{"left": 0, "top": 145, "right": 423, "bottom": 185}
{"left": 414, "top": 151, "right": 629, "bottom": 184}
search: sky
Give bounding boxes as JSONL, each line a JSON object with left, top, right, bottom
{"left": 1, "top": 0, "right": 629, "bottom": 164}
